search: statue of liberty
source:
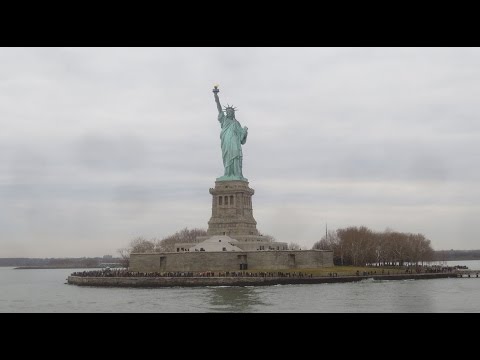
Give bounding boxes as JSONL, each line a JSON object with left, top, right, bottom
{"left": 213, "top": 85, "right": 248, "bottom": 181}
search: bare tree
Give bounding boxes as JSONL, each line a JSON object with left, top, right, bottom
{"left": 156, "top": 228, "right": 207, "bottom": 252}
{"left": 258, "top": 232, "right": 276, "bottom": 242}
{"left": 313, "top": 226, "right": 434, "bottom": 267}
{"left": 117, "top": 247, "right": 130, "bottom": 268}
{"left": 313, "top": 230, "right": 342, "bottom": 264}
{"left": 116, "top": 236, "right": 155, "bottom": 269}
{"left": 288, "top": 242, "right": 301, "bottom": 250}
{"left": 130, "top": 236, "right": 155, "bottom": 253}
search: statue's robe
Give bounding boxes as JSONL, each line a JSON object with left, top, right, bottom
{"left": 218, "top": 112, "right": 248, "bottom": 179}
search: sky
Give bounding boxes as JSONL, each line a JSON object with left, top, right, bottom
{"left": 1, "top": 47, "right": 479, "bottom": 257}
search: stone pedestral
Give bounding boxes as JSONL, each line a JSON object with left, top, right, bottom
{"left": 207, "top": 180, "right": 261, "bottom": 240}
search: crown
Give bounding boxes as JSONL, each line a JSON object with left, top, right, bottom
{"left": 223, "top": 104, "right": 238, "bottom": 112}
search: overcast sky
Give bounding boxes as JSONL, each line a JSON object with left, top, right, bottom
{"left": 1, "top": 47, "right": 479, "bottom": 257}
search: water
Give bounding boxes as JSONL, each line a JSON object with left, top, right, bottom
{"left": 445, "top": 259, "right": 480, "bottom": 270}
{"left": 1, "top": 260, "right": 479, "bottom": 312}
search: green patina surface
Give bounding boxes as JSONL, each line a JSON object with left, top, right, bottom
{"left": 213, "top": 86, "right": 248, "bottom": 182}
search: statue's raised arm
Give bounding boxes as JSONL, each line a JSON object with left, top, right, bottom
{"left": 213, "top": 85, "right": 222, "bottom": 114}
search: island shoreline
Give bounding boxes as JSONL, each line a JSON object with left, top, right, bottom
{"left": 67, "top": 272, "right": 459, "bottom": 288}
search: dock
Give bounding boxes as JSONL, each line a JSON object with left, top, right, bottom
{"left": 456, "top": 270, "right": 480, "bottom": 278}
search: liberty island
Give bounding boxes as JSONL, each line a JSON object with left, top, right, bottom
{"left": 67, "top": 86, "right": 458, "bottom": 287}
{"left": 69, "top": 85, "right": 333, "bottom": 285}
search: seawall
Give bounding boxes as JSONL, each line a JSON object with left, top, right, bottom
{"left": 68, "top": 272, "right": 457, "bottom": 288}
{"left": 130, "top": 250, "right": 333, "bottom": 273}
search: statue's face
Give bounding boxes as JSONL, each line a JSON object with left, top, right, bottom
{"left": 226, "top": 108, "right": 234, "bottom": 118}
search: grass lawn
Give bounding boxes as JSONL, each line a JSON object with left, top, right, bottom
{"left": 245, "top": 266, "right": 405, "bottom": 276}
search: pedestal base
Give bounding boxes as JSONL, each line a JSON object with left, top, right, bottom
{"left": 216, "top": 175, "right": 248, "bottom": 182}
{"left": 207, "top": 180, "right": 258, "bottom": 237}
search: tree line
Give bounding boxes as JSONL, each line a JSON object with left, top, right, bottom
{"left": 118, "top": 228, "right": 207, "bottom": 256}
{"left": 118, "top": 228, "right": 290, "bottom": 266}
{"left": 117, "top": 228, "right": 207, "bottom": 266}
{"left": 312, "top": 226, "right": 435, "bottom": 266}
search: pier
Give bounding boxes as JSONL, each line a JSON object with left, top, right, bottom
{"left": 456, "top": 270, "right": 480, "bottom": 278}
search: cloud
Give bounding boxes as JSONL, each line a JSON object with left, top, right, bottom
{"left": 1, "top": 47, "right": 480, "bottom": 256}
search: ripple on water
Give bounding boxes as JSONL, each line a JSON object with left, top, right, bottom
{"left": 1, "top": 266, "right": 480, "bottom": 312}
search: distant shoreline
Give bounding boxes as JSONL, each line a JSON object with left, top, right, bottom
{"left": 14, "top": 266, "right": 102, "bottom": 270}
